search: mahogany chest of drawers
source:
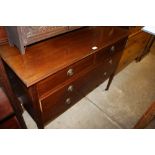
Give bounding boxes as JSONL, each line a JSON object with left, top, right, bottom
{"left": 0, "top": 27, "right": 128, "bottom": 128}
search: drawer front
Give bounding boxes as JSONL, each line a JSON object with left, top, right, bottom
{"left": 96, "top": 38, "right": 126, "bottom": 65}
{"left": 40, "top": 49, "right": 121, "bottom": 124}
{"left": 40, "top": 78, "right": 84, "bottom": 124}
{"left": 37, "top": 55, "right": 94, "bottom": 97}
{"left": 40, "top": 65, "right": 111, "bottom": 124}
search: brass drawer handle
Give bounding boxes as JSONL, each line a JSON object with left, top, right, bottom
{"left": 67, "top": 68, "right": 74, "bottom": 76}
{"left": 67, "top": 85, "right": 74, "bottom": 92}
{"left": 104, "top": 72, "right": 107, "bottom": 76}
{"left": 109, "top": 59, "right": 113, "bottom": 64}
{"left": 110, "top": 45, "right": 115, "bottom": 52}
{"left": 65, "top": 98, "right": 71, "bottom": 105}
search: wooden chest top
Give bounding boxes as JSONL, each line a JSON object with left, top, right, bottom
{"left": 0, "top": 27, "right": 128, "bottom": 87}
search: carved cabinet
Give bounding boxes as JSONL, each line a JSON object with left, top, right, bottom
{"left": 5, "top": 26, "right": 82, "bottom": 54}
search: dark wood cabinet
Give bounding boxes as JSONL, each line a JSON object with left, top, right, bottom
{"left": 0, "top": 27, "right": 128, "bottom": 128}
{"left": 0, "top": 87, "right": 23, "bottom": 129}
{"left": 117, "top": 27, "right": 154, "bottom": 72}
{"left": 0, "top": 27, "right": 7, "bottom": 45}
{"left": 0, "top": 58, "right": 26, "bottom": 129}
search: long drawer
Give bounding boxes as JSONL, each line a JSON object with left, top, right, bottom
{"left": 37, "top": 54, "right": 94, "bottom": 98}
{"left": 40, "top": 77, "right": 84, "bottom": 124}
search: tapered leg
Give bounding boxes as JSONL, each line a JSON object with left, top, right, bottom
{"left": 105, "top": 73, "right": 114, "bottom": 91}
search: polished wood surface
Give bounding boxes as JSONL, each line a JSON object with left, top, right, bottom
{"left": 37, "top": 54, "right": 94, "bottom": 98}
{"left": 0, "top": 27, "right": 128, "bottom": 87}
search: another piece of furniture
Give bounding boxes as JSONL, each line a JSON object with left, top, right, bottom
{"left": 0, "top": 26, "right": 8, "bottom": 45}
{"left": 0, "top": 57, "right": 26, "bottom": 129}
{"left": 0, "top": 87, "right": 22, "bottom": 128}
{"left": 117, "top": 27, "right": 154, "bottom": 72}
{"left": 0, "top": 27, "right": 128, "bottom": 128}
{"left": 134, "top": 101, "right": 155, "bottom": 129}
{"left": 5, "top": 26, "right": 82, "bottom": 54}
{"left": 134, "top": 27, "right": 155, "bottom": 129}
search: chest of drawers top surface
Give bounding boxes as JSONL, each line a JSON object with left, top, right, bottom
{"left": 0, "top": 27, "right": 128, "bottom": 87}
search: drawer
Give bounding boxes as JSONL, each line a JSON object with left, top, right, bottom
{"left": 40, "top": 78, "right": 84, "bottom": 124}
{"left": 40, "top": 64, "right": 111, "bottom": 124}
{"left": 96, "top": 38, "right": 127, "bottom": 65}
{"left": 37, "top": 55, "right": 94, "bottom": 97}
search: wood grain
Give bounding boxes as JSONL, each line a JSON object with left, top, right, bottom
{"left": 0, "top": 27, "right": 128, "bottom": 87}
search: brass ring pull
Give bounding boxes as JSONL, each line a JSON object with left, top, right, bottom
{"left": 67, "top": 85, "right": 74, "bottom": 92}
{"left": 110, "top": 45, "right": 115, "bottom": 52}
{"left": 67, "top": 68, "right": 74, "bottom": 76}
{"left": 65, "top": 98, "right": 71, "bottom": 105}
{"left": 104, "top": 72, "right": 107, "bottom": 76}
{"left": 109, "top": 59, "right": 113, "bottom": 64}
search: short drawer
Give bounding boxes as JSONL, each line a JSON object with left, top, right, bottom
{"left": 37, "top": 55, "right": 94, "bottom": 97}
{"left": 40, "top": 78, "right": 83, "bottom": 124}
{"left": 96, "top": 38, "right": 126, "bottom": 65}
